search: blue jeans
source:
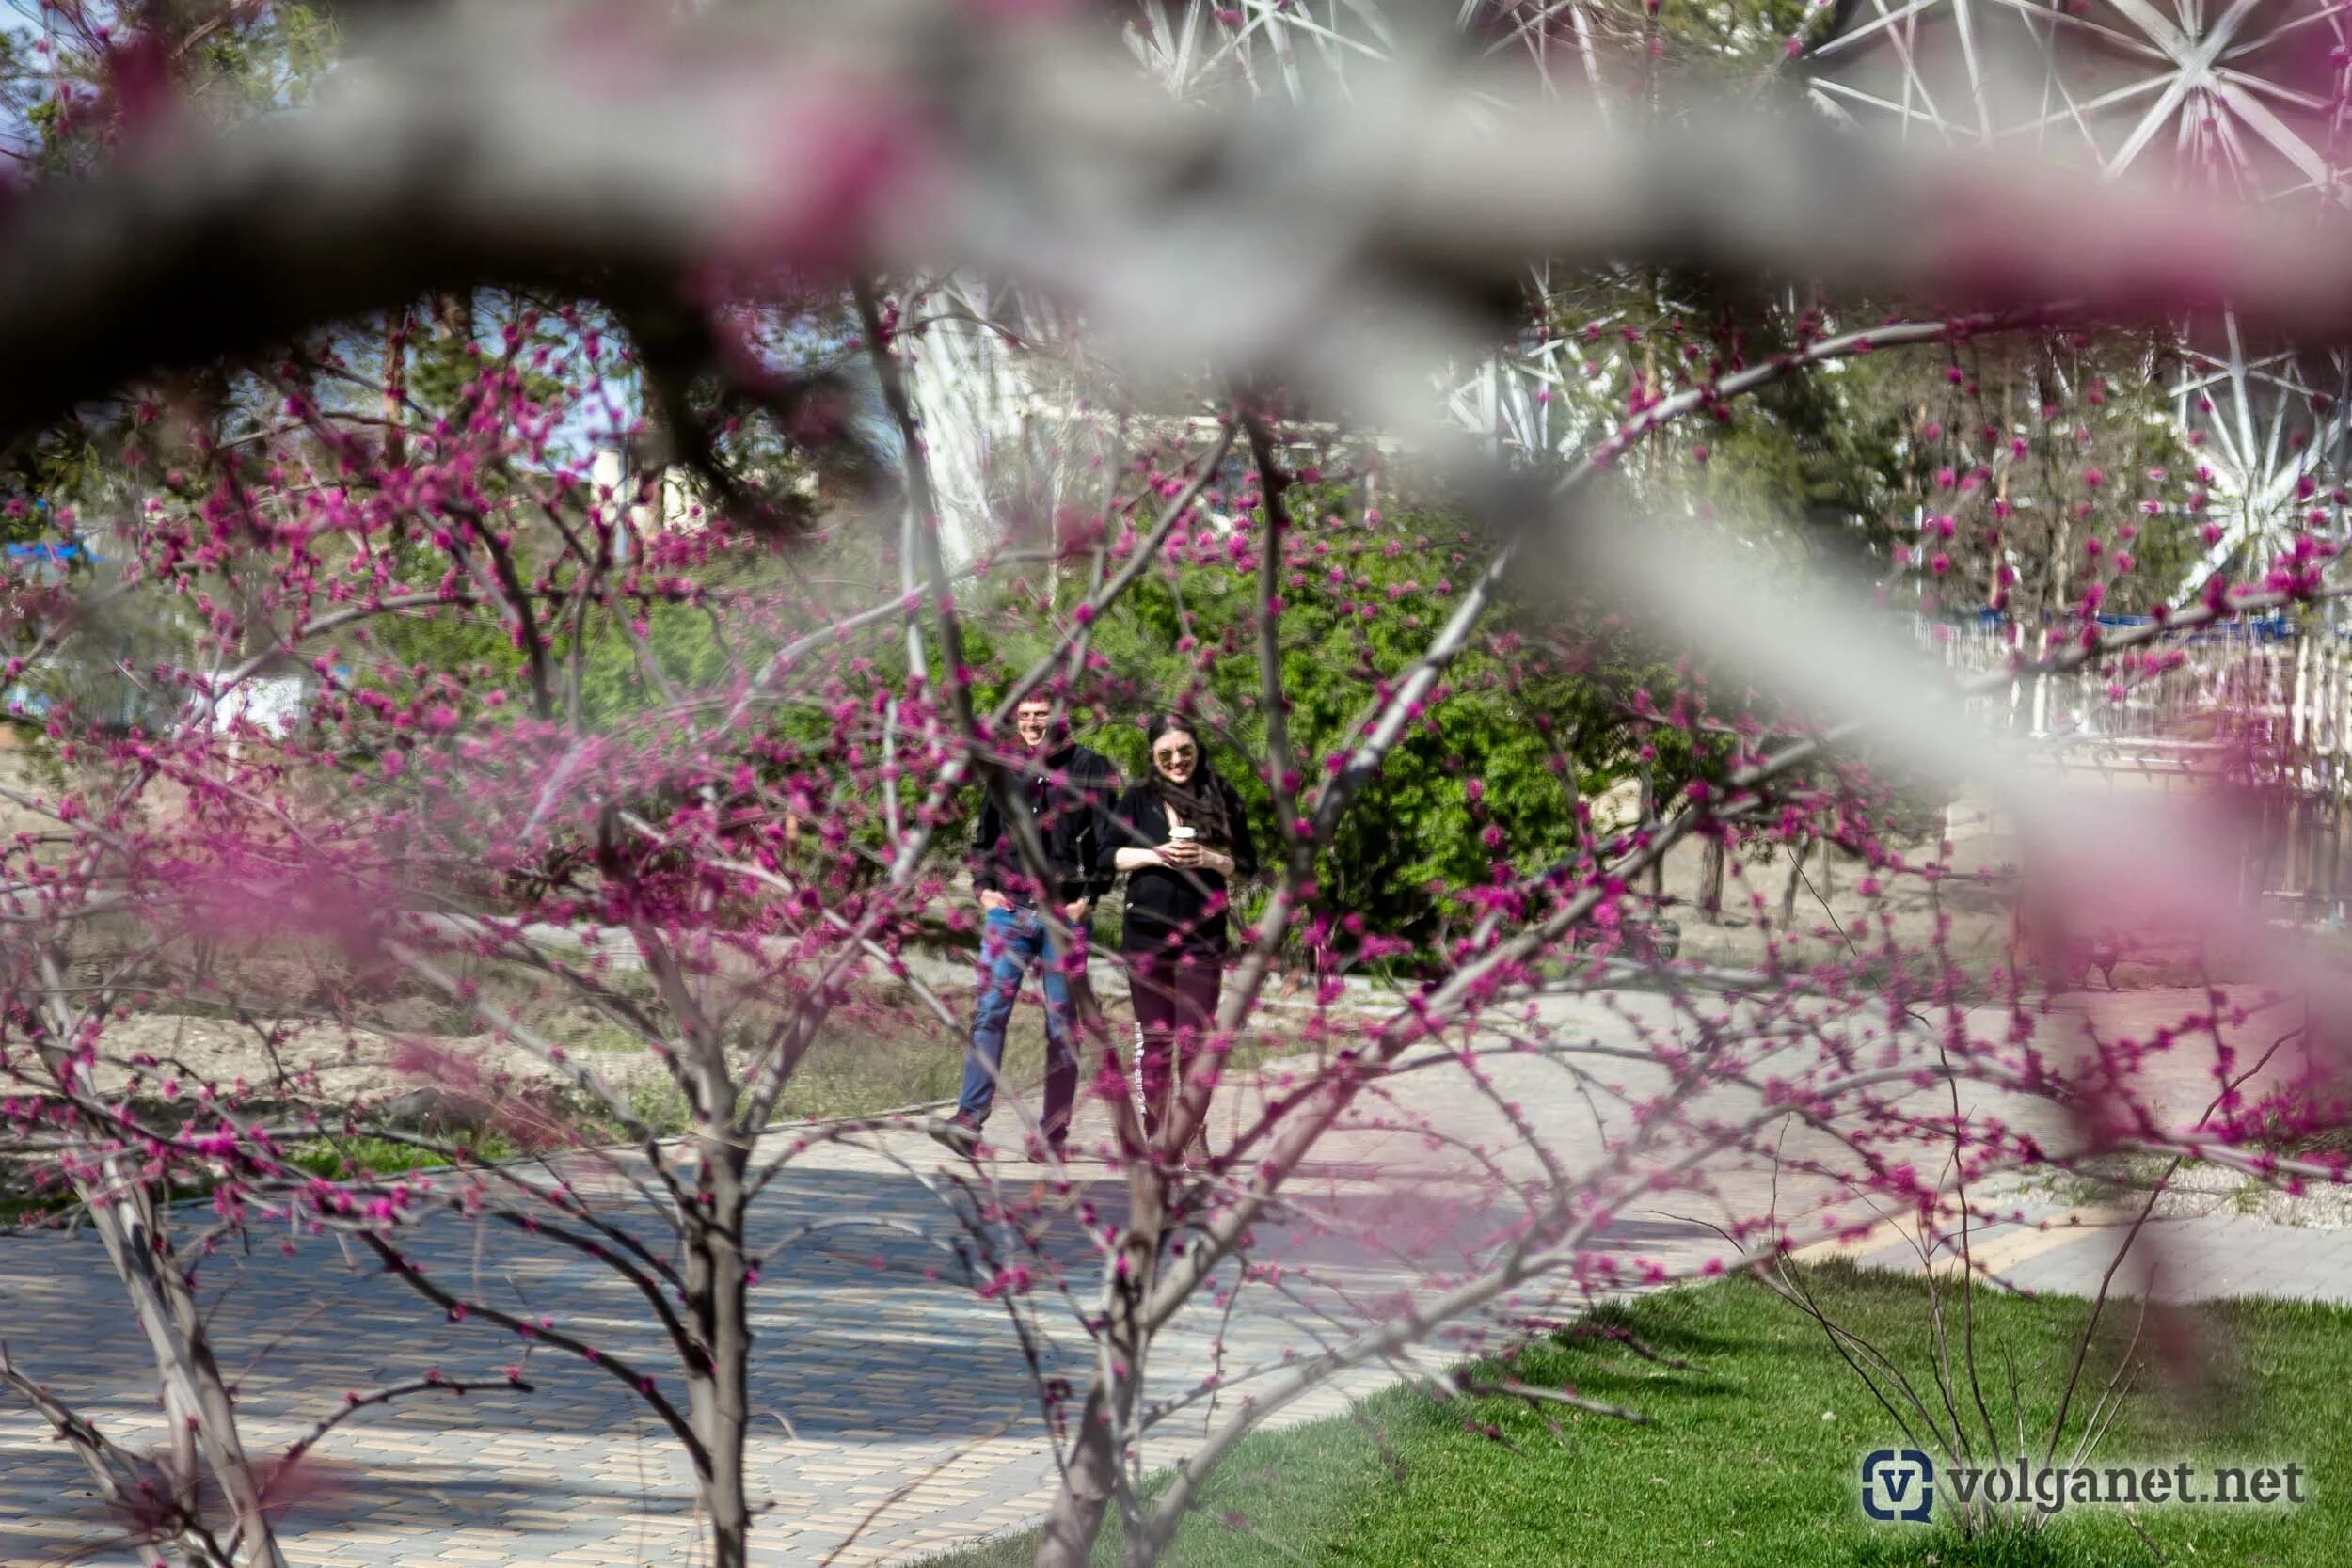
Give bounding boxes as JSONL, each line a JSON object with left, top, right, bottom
{"left": 958, "top": 905, "right": 1089, "bottom": 1137}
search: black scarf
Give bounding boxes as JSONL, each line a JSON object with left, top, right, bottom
{"left": 1151, "top": 763, "right": 1232, "bottom": 852}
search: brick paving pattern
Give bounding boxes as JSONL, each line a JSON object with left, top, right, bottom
{"left": 7, "top": 985, "right": 2348, "bottom": 1564}
{"left": 0, "top": 1135, "right": 1653, "bottom": 1568}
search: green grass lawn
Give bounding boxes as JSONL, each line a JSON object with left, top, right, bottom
{"left": 922, "top": 1263, "right": 2352, "bottom": 1568}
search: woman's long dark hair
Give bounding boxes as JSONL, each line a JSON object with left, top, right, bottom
{"left": 1146, "top": 713, "right": 1233, "bottom": 850}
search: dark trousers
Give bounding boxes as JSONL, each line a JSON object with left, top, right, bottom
{"left": 1126, "top": 949, "right": 1223, "bottom": 1140}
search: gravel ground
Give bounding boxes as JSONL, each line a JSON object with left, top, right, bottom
{"left": 86, "top": 1009, "right": 665, "bottom": 1105}
{"left": 2146, "top": 1162, "right": 2352, "bottom": 1228}
{"left": 1999, "top": 1158, "right": 2352, "bottom": 1230}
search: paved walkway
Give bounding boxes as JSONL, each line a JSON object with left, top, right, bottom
{"left": 7, "top": 985, "right": 2350, "bottom": 1566}
{"left": 1794, "top": 1189, "right": 2352, "bottom": 1304}
{"left": 1, "top": 1134, "right": 1688, "bottom": 1568}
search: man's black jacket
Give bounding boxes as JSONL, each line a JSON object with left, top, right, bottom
{"left": 971, "top": 742, "right": 1120, "bottom": 906}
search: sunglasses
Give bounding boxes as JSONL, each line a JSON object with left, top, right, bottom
{"left": 1152, "top": 745, "right": 1197, "bottom": 763}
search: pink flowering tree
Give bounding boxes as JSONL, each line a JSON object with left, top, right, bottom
{"left": 6, "top": 6, "right": 2352, "bottom": 1568}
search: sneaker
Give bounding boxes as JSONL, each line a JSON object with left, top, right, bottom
{"left": 926, "top": 1113, "right": 982, "bottom": 1157}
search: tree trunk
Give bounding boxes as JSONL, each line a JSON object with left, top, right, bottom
{"left": 1038, "top": 1383, "right": 1120, "bottom": 1567}
{"left": 1639, "top": 766, "right": 1662, "bottom": 899}
{"left": 36, "top": 958, "right": 285, "bottom": 1567}
{"left": 383, "top": 308, "right": 407, "bottom": 467}
{"left": 688, "top": 1138, "right": 755, "bottom": 1568}
{"left": 1780, "top": 836, "right": 1808, "bottom": 927}
{"left": 1699, "top": 834, "right": 1724, "bottom": 922}
{"left": 1037, "top": 1193, "right": 1162, "bottom": 1567}
{"left": 87, "top": 1174, "right": 287, "bottom": 1566}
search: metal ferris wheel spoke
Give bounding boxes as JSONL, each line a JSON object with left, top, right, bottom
{"left": 1330, "top": 0, "right": 1401, "bottom": 51}
{"left": 2185, "top": 84, "right": 2236, "bottom": 193}
{"left": 1131, "top": 2, "right": 1207, "bottom": 98}
{"left": 2207, "top": 72, "right": 2338, "bottom": 189}
{"left": 2101, "top": 0, "right": 2265, "bottom": 175}
{"left": 2219, "top": 1, "right": 2352, "bottom": 63}
{"left": 1801, "top": 0, "right": 1985, "bottom": 146}
{"left": 2226, "top": 314, "right": 2262, "bottom": 486}
{"left": 2101, "top": 0, "right": 2198, "bottom": 61}
{"left": 2199, "top": 0, "right": 2274, "bottom": 67}
{"left": 2262, "top": 407, "right": 2301, "bottom": 514}
{"left": 1974, "top": 0, "right": 2173, "bottom": 64}
{"left": 1949, "top": 0, "right": 1995, "bottom": 139}
{"left": 1479, "top": 0, "right": 1589, "bottom": 62}
{"left": 2103, "top": 73, "right": 2203, "bottom": 173}
{"left": 1991, "top": 74, "right": 2171, "bottom": 144}
{"left": 1476, "top": 0, "right": 1565, "bottom": 55}
{"left": 1569, "top": 3, "right": 1610, "bottom": 106}
{"left": 1807, "top": 75, "right": 1982, "bottom": 135}
{"left": 1808, "top": 0, "right": 1968, "bottom": 57}
{"left": 1892, "top": 0, "right": 1960, "bottom": 141}
{"left": 2215, "top": 67, "right": 2332, "bottom": 119}
{"left": 2249, "top": 349, "right": 2299, "bottom": 503}
{"left": 1229, "top": 0, "right": 1392, "bottom": 70}
{"left": 2008, "top": 0, "right": 2115, "bottom": 157}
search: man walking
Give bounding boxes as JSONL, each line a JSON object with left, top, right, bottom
{"left": 928, "top": 696, "right": 1118, "bottom": 1160}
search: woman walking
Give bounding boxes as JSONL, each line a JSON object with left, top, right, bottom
{"left": 1111, "top": 714, "right": 1259, "bottom": 1149}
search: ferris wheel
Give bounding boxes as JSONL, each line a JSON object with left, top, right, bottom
{"left": 911, "top": 2, "right": 1631, "bottom": 560}
{"left": 1804, "top": 0, "right": 2352, "bottom": 195}
{"left": 1804, "top": 0, "right": 2352, "bottom": 593}
{"left": 916, "top": 2, "right": 2352, "bottom": 594}
{"left": 1113, "top": 3, "right": 1637, "bottom": 457}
